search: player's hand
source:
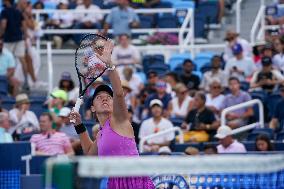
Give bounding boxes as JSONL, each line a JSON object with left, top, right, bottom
{"left": 69, "top": 109, "right": 82, "bottom": 126}
{"left": 96, "top": 39, "right": 114, "bottom": 67}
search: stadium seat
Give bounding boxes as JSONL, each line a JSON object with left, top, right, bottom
{"left": 276, "top": 132, "right": 284, "bottom": 141}
{"left": 157, "top": 14, "right": 179, "bottom": 28}
{"left": 172, "top": 1, "right": 195, "bottom": 23}
{"left": 44, "top": 1, "right": 57, "bottom": 9}
{"left": 170, "top": 117, "right": 184, "bottom": 127}
{"left": 139, "top": 15, "right": 154, "bottom": 28}
{"left": 143, "top": 54, "right": 165, "bottom": 73}
{"left": 197, "top": 1, "right": 219, "bottom": 24}
{"left": 173, "top": 143, "right": 203, "bottom": 152}
{"left": 242, "top": 141, "right": 255, "bottom": 151}
{"left": 194, "top": 14, "right": 206, "bottom": 38}
{"left": 0, "top": 76, "right": 8, "bottom": 96}
{"left": 200, "top": 63, "right": 211, "bottom": 73}
{"left": 247, "top": 128, "right": 274, "bottom": 141}
{"left": 194, "top": 52, "right": 215, "bottom": 71}
{"left": 274, "top": 141, "right": 284, "bottom": 151}
{"left": 30, "top": 107, "right": 48, "bottom": 119}
{"left": 168, "top": 53, "right": 191, "bottom": 71}
{"left": 148, "top": 63, "right": 170, "bottom": 76}
{"left": 1, "top": 97, "right": 15, "bottom": 110}
{"left": 240, "top": 81, "right": 250, "bottom": 92}
{"left": 249, "top": 91, "right": 267, "bottom": 102}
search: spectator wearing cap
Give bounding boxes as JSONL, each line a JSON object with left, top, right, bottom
{"left": 181, "top": 92, "right": 220, "bottom": 142}
{"left": 272, "top": 38, "right": 284, "bottom": 72}
{"left": 30, "top": 112, "right": 74, "bottom": 156}
{"left": 9, "top": 94, "right": 39, "bottom": 139}
{"left": 224, "top": 43, "right": 256, "bottom": 82}
{"left": 0, "top": 38, "right": 20, "bottom": 96}
{"left": 0, "top": 112, "right": 13, "bottom": 143}
{"left": 205, "top": 80, "right": 225, "bottom": 116}
{"left": 269, "top": 85, "right": 284, "bottom": 131}
{"left": 220, "top": 77, "right": 253, "bottom": 131}
{"left": 48, "top": 89, "right": 68, "bottom": 128}
{"left": 143, "top": 80, "right": 172, "bottom": 119}
{"left": 139, "top": 99, "right": 175, "bottom": 152}
{"left": 46, "top": 0, "right": 74, "bottom": 49}
{"left": 58, "top": 107, "right": 82, "bottom": 154}
{"left": 73, "top": 0, "right": 103, "bottom": 45}
{"left": 250, "top": 56, "right": 284, "bottom": 93}
{"left": 55, "top": 72, "right": 79, "bottom": 106}
{"left": 215, "top": 125, "right": 246, "bottom": 153}
{"left": 168, "top": 83, "right": 193, "bottom": 120}
{"left": 200, "top": 55, "right": 228, "bottom": 92}
{"left": 223, "top": 29, "right": 252, "bottom": 62}
{"left": 179, "top": 59, "right": 200, "bottom": 91}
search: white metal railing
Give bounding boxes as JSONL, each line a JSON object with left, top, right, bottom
{"left": 139, "top": 127, "right": 184, "bottom": 153}
{"left": 250, "top": 5, "right": 265, "bottom": 45}
{"left": 236, "top": 0, "right": 243, "bottom": 34}
{"left": 47, "top": 42, "right": 53, "bottom": 94}
{"left": 221, "top": 99, "right": 264, "bottom": 134}
{"left": 33, "top": 8, "right": 194, "bottom": 54}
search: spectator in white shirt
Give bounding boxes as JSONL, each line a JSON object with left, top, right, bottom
{"left": 223, "top": 29, "right": 252, "bottom": 62}
{"left": 206, "top": 80, "right": 225, "bottom": 116}
{"left": 139, "top": 99, "right": 175, "bottom": 152}
{"left": 225, "top": 43, "right": 256, "bottom": 81}
{"left": 215, "top": 125, "right": 247, "bottom": 153}
{"left": 73, "top": 0, "right": 103, "bottom": 45}
{"left": 168, "top": 83, "right": 193, "bottom": 119}
{"left": 9, "top": 93, "right": 39, "bottom": 137}
{"left": 272, "top": 38, "right": 284, "bottom": 72}
{"left": 112, "top": 34, "right": 141, "bottom": 76}
{"left": 122, "top": 67, "right": 144, "bottom": 96}
{"left": 200, "top": 55, "right": 228, "bottom": 91}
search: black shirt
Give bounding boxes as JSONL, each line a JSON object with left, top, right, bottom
{"left": 185, "top": 107, "right": 216, "bottom": 130}
{"left": 0, "top": 7, "right": 24, "bottom": 42}
{"left": 256, "top": 71, "right": 274, "bottom": 91}
{"left": 180, "top": 73, "right": 200, "bottom": 90}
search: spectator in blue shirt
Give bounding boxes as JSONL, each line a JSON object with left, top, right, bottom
{"left": 0, "top": 39, "right": 20, "bottom": 96}
{"left": 143, "top": 80, "right": 172, "bottom": 118}
{"left": 103, "top": 0, "right": 140, "bottom": 37}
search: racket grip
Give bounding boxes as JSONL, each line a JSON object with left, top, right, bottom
{"left": 70, "top": 97, "right": 83, "bottom": 124}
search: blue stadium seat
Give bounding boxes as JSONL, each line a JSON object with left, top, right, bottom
{"left": 139, "top": 15, "right": 154, "bottom": 28}
{"left": 172, "top": 1, "right": 195, "bottom": 23}
{"left": 136, "top": 72, "right": 147, "bottom": 84}
{"left": 143, "top": 54, "right": 165, "bottom": 73}
{"left": 249, "top": 91, "right": 267, "bottom": 102}
{"left": 157, "top": 14, "right": 179, "bottom": 28}
{"left": 30, "top": 107, "right": 48, "bottom": 119}
{"left": 240, "top": 81, "right": 250, "bottom": 92}
{"left": 252, "top": 128, "right": 274, "bottom": 138}
{"left": 168, "top": 53, "right": 191, "bottom": 71}
{"left": 276, "top": 132, "right": 284, "bottom": 141}
{"left": 194, "top": 14, "right": 206, "bottom": 38}
{"left": 148, "top": 63, "right": 170, "bottom": 76}
{"left": 0, "top": 76, "right": 8, "bottom": 96}
{"left": 194, "top": 52, "right": 215, "bottom": 71}
{"left": 1, "top": 97, "right": 15, "bottom": 110}
{"left": 242, "top": 141, "right": 255, "bottom": 151}
{"left": 274, "top": 141, "right": 284, "bottom": 151}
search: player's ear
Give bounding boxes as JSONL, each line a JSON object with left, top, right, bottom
{"left": 91, "top": 105, "right": 96, "bottom": 113}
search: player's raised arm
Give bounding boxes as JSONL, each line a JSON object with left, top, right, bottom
{"left": 97, "top": 40, "right": 129, "bottom": 123}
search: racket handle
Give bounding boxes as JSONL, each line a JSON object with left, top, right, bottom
{"left": 70, "top": 97, "right": 83, "bottom": 124}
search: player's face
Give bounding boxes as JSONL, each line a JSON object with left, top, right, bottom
{"left": 92, "top": 91, "right": 113, "bottom": 114}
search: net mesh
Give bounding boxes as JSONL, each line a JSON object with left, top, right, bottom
{"left": 44, "top": 154, "right": 284, "bottom": 189}
{"left": 0, "top": 170, "right": 20, "bottom": 189}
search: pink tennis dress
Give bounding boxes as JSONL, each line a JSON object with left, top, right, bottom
{"left": 97, "top": 119, "right": 155, "bottom": 189}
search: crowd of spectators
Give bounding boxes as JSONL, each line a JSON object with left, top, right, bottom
{"left": 1, "top": 0, "right": 284, "bottom": 157}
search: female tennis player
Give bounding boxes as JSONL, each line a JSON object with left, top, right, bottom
{"left": 70, "top": 40, "right": 155, "bottom": 189}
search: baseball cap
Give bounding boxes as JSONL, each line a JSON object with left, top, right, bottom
{"left": 59, "top": 107, "right": 71, "bottom": 117}
{"left": 261, "top": 56, "right": 272, "bottom": 66}
{"left": 50, "top": 89, "right": 68, "bottom": 102}
{"left": 215, "top": 125, "right": 232, "bottom": 139}
{"left": 92, "top": 84, "right": 113, "bottom": 99}
{"left": 150, "top": 99, "right": 163, "bottom": 108}
{"left": 60, "top": 72, "right": 72, "bottom": 81}
{"left": 231, "top": 43, "right": 243, "bottom": 55}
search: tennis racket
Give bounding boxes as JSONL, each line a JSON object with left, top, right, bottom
{"left": 71, "top": 34, "right": 109, "bottom": 123}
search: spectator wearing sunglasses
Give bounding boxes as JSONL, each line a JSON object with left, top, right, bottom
{"left": 206, "top": 80, "right": 225, "bottom": 117}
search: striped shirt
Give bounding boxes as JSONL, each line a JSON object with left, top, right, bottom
{"left": 30, "top": 132, "right": 71, "bottom": 155}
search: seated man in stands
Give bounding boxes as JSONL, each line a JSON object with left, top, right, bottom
{"left": 215, "top": 125, "right": 247, "bottom": 153}
{"left": 181, "top": 92, "right": 220, "bottom": 142}
{"left": 103, "top": 0, "right": 140, "bottom": 37}
{"left": 221, "top": 77, "right": 253, "bottom": 130}
{"left": 143, "top": 80, "right": 172, "bottom": 118}
{"left": 270, "top": 85, "right": 284, "bottom": 131}
{"left": 0, "top": 38, "right": 20, "bottom": 96}
{"left": 30, "top": 112, "right": 74, "bottom": 156}
{"left": 224, "top": 43, "right": 256, "bottom": 82}
{"left": 250, "top": 56, "right": 284, "bottom": 93}
{"left": 0, "top": 112, "right": 13, "bottom": 143}
{"left": 200, "top": 55, "right": 228, "bottom": 92}
{"left": 139, "top": 99, "right": 175, "bottom": 152}
{"left": 179, "top": 59, "right": 200, "bottom": 91}
{"left": 9, "top": 94, "right": 39, "bottom": 140}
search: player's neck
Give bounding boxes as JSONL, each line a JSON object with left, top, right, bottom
{"left": 97, "top": 113, "right": 111, "bottom": 127}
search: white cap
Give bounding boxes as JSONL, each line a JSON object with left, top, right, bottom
{"left": 158, "top": 146, "right": 171, "bottom": 154}
{"left": 59, "top": 107, "right": 71, "bottom": 117}
{"left": 150, "top": 99, "right": 163, "bottom": 108}
{"left": 215, "top": 125, "right": 232, "bottom": 139}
